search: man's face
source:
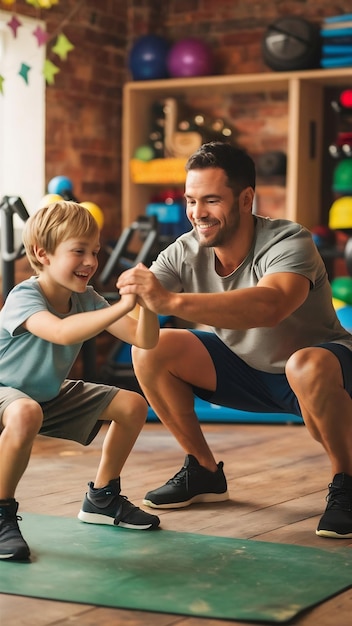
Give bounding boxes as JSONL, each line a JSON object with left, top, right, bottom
{"left": 184, "top": 167, "right": 240, "bottom": 248}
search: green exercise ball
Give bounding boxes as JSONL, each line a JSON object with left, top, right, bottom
{"left": 331, "top": 276, "right": 352, "bottom": 305}
{"left": 332, "top": 160, "right": 352, "bottom": 193}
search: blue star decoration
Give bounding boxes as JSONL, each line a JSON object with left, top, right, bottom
{"left": 51, "top": 33, "right": 74, "bottom": 61}
{"left": 19, "top": 63, "right": 31, "bottom": 84}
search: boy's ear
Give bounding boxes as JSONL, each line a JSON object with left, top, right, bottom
{"left": 33, "top": 245, "right": 50, "bottom": 266}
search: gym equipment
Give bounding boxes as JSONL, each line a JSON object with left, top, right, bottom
{"left": 331, "top": 275, "right": 352, "bottom": 304}
{"left": 38, "top": 193, "right": 63, "bottom": 208}
{"left": 329, "top": 132, "right": 352, "bottom": 158}
{"left": 128, "top": 35, "right": 170, "bottom": 81}
{"left": 257, "top": 151, "right": 287, "bottom": 176}
{"left": 332, "top": 160, "right": 352, "bottom": 193}
{"left": 99, "top": 215, "right": 160, "bottom": 286}
{"left": 0, "top": 195, "right": 30, "bottom": 300}
{"left": 47, "top": 175, "right": 74, "bottom": 198}
{"left": 167, "top": 37, "right": 214, "bottom": 78}
{"left": 336, "top": 304, "right": 352, "bottom": 330}
{"left": 80, "top": 201, "right": 104, "bottom": 230}
{"left": 262, "top": 17, "right": 321, "bottom": 71}
{"left": 329, "top": 196, "right": 352, "bottom": 230}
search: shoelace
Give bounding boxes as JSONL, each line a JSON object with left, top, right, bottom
{"left": 326, "top": 485, "right": 352, "bottom": 511}
{"left": 166, "top": 466, "right": 188, "bottom": 486}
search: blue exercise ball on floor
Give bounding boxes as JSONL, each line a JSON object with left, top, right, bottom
{"left": 128, "top": 35, "right": 170, "bottom": 80}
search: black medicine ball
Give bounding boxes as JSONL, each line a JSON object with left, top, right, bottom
{"left": 262, "top": 17, "right": 322, "bottom": 71}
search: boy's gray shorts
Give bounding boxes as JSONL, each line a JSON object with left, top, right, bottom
{"left": 0, "top": 379, "right": 120, "bottom": 445}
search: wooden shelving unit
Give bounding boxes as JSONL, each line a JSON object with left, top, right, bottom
{"left": 122, "top": 67, "right": 352, "bottom": 230}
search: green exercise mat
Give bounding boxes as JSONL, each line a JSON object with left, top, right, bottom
{"left": 0, "top": 513, "right": 351, "bottom": 623}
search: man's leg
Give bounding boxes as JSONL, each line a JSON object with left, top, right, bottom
{"left": 286, "top": 346, "right": 352, "bottom": 538}
{"left": 132, "top": 328, "right": 228, "bottom": 508}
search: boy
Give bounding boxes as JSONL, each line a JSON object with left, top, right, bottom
{"left": 0, "top": 201, "right": 160, "bottom": 562}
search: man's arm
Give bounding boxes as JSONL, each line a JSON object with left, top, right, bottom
{"left": 116, "top": 265, "right": 311, "bottom": 330}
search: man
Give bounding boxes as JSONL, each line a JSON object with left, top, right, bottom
{"left": 117, "top": 141, "right": 352, "bottom": 539}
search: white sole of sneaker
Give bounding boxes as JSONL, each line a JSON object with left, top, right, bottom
{"left": 316, "top": 528, "right": 352, "bottom": 538}
{"left": 77, "top": 509, "right": 155, "bottom": 530}
{"left": 143, "top": 490, "right": 229, "bottom": 509}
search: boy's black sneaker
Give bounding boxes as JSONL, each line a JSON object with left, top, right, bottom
{"left": 143, "top": 454, "right": 229, "bottom": 509}
{"left": 0, "top": 499, "right": 30, "bottom": 561}
{"left": 78, "top": 479, "right": 160, "bottom": 530}
{"left": 316, "top": 473, "right": 352, "bottom": 538}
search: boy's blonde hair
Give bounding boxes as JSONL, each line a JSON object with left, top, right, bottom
{"left": 23, "top": 201, "right": 100, "bottom": 272}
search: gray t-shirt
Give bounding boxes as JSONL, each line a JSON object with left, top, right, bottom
{"left": 150, "top": 215, "right": 352, "bottom": 373}
{"left": 0, "top": 277, "right": 109, "bottom": 401}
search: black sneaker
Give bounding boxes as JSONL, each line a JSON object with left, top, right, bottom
{"left": 143, "top": 454, "right": 229, "bottom": 509}
{"left": 0, "top": 500, "right": 30, "bottom": 561}
{"left": 316, "top": 473, "right": 352, "bottom": 538}
{"left": 78, "top": 479, "right": 160, "bottom": 530}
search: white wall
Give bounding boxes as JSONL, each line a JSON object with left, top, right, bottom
{"left": 0, "top": 10, "right": 45, "bottom": 224}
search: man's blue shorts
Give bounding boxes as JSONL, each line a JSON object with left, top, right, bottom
{"left": 190, "top": 330, "right": 352, "bottom": 418}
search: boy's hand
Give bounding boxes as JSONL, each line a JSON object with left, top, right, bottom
{"left": 117, "top": 263, "right": 171, "bottom": 315}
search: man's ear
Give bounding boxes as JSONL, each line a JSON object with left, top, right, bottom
{"left": 239, "top": 187, "right": 255, "bottom": 214}
{"left": 33, "top": 245, "right": 50, "bottom": 266}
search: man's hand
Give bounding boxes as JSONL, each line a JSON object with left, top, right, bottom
{"left": 116, "top": 263, "right": 171, "bottom": 315}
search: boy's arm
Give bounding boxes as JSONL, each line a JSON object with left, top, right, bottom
{"left": 106, "top": 304, "right": 159, "bottom": 349}
{"left": 22, "top": 293, "right": 137, "bottom": 345}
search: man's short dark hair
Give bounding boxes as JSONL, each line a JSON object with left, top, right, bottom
{"left": 185, "top": 141, "right": 256, "bottom": 194}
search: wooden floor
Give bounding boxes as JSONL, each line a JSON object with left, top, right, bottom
{"left": 1, "top": 419, "right": 352, "bottom": 626}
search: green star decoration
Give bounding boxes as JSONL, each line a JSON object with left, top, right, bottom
{"left": 19, "top": 63, "right": 31, "bottom": 84}
{"left": 0, "top": 75, "right": 4, "bottom": 95}
{"left": 43, "top": 59, "right": 60, "bottom": 85}
{"left": 52, "top": 33, "right": 74, "bottom": 61}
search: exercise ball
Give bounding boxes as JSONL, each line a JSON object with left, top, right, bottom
{"left": 332, "top": 160, "right": 352, "bottom": 194}
{"left": 331, "top": 276, "right": 352, "bottom": 305}
{"left": 38, "top": 193, "right": 63, "bottom": 209}
{"left": 262, "top": 17, "right": 321, "bottom": 71}
{"left": 80, "top": 201, "right": 104, "bottom": 230}
{"left": 329, "top": 197, "right": 352, "bottom": 230}
{"left": 128, "top": 35, "right": 170, "bottom": 80}
{"left": 336, "top": 305, "right": 352, "bottom": 331}
{"left": 167, "top": 38, "right": 214, "bottom": 78}
{"left": 48, "top": 175, "right": 74, "bottom": 197}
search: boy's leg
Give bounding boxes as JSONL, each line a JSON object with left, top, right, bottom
{"left": 77, "top": 388, "right": 160, "bottom": 530}
{"left": 0, "top": 396, "right": 43, "bottom": 561}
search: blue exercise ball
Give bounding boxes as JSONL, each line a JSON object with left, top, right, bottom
{"left": 48, "top": 175, "right": 74, "bottom": 196}
{"left": 128, "top": 35, "right": 170, "bottom": 80}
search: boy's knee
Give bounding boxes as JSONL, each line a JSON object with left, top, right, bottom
{"left": 3, "top": 399, "right": 43, "bottom": 441}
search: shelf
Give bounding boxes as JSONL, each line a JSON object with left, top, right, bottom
{"left": 130, "top": 158, "right": 187, "bottom": 184}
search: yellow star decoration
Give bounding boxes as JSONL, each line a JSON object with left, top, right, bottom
{"left": 43, "top": 59, "right": 60, "bottom": 85}
{"left": 52, "top": 33, "right": 74, "bottom": 61}
{"left": 0, "top": 75, "right": 4, "bottom": 95}
{"left": 25, "top": 0, "right": 59, "bottom": 7}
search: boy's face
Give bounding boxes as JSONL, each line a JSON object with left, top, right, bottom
{"left": 38, "top": 234, "right": 100, "bottom": 293}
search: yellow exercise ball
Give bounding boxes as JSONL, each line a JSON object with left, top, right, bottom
{"left": 38, "top": 193, "right": 63, "bottom": 209}
{"left": 80, "top": 201, "right": 104, "bottom": 230}
{"left": 332, "top": 297, "right": 347, "bottom": 311}
{"left": 329, "top": 196, "right": 352, "bottom": 230}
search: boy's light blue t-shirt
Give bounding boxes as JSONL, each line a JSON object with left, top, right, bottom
{"left": 0, "top": 277, "right": 108, "bottom": 402}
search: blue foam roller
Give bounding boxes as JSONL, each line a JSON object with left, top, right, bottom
{"left": 147, "top": 397, "right": 302, "bottom": 424}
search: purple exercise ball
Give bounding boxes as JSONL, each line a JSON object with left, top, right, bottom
{"left": 167, "top": 37, "right": 214, "bottom": 78}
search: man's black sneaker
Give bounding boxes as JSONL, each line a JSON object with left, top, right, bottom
{"left": 316, "top": 473, "right": 352, "bottom": 538}
{"left": 0, "top": 499, "right": 30, "bottom": 561}
{"left": 143, "top": 454, "right": 229, "bottom": 509}
{"left": 78, "top": 479, "right": 160, "bottom": 530}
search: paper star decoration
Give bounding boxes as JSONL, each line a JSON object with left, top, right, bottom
{"left": 43, "top": 59, "right": 60, "bottom": 85}
{"left": 19, "top": 63, "right": 31, "bottom": 84}
{"left": 0, "top": 75, "right": 4, "bottom": 95}
{"left": 33, "top": 26, "right": 49, "bottom": 47}
{"left": 7, "top": 15, "right": 22, "bottom": 38}
{"left": 26, "top": 0, "right": 59, "bottom": 7}
{"left": 52, "top": 33, "right": 74, "bottom": 61}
